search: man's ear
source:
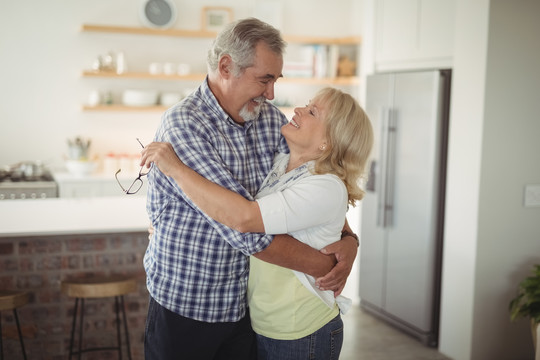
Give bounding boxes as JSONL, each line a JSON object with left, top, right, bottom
{"left": 218, "top": 55, "right": 233, "bottom": 79}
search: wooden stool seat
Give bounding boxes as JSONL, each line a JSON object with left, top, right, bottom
{"left": 0, "top": 290, "right": 29, "bottom": 360}
{"left": 61, "top": 275, "right": 136, "bottom": 360}
{"left": 61, "top": 276, "right": 137, "bottom": 299}
{"left": 0, "top": 290, "right": 29, "bottom": 311}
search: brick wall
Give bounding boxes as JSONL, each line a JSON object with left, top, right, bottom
{"left": 0, "top": 232, "right": 149, "bottom": 360}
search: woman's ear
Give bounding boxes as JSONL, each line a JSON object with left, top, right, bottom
{"left": 218, "top": 55, "right": 233, "bottom": 79}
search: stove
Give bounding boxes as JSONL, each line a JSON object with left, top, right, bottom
{"left": 0, "top": 164, "right": 58, "bottom": 200}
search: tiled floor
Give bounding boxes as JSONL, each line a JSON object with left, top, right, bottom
{"left": 340, "top": 305, "right": 452, "bottom": 360}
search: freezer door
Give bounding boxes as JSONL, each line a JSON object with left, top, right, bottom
{"left": 359, "top": 73, "right": 393, "bottom": 310}
{"left": 384, "top": 71, "right": 445, "bottom": 332}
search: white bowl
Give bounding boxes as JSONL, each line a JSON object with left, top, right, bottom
{"left": 65, "top": 160, "right": 97, "bottom": 176}
{"left": 122, "top": 89, "right": 159, "bottom": 106}
{"left": 160, "top": 92, "right": 182, "bottom": 106}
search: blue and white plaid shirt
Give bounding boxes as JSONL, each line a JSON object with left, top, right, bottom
{"left": 144, "top": 78, "right": 289, "bottom": 323}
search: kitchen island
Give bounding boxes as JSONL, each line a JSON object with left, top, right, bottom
{"left": 0, "top": 196, "right": 148, "bottom": 237}
{"left": 0, "top": 196, "right": 150, "bottom": 359}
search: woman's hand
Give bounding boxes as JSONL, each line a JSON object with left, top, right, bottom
{"left": 140, "top": 142, "right": 184, "bottom": 177}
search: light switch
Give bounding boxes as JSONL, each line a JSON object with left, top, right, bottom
{"left": 524, "top": 184, "right": 540, "bottom": 207}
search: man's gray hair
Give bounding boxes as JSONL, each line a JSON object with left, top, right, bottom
{"left": 207, "top": 17, "right": 286, "bottom": 77}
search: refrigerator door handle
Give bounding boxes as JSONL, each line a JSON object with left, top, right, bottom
{"left": 377, "top": 107, "right": 390, "bottom": 227}
{"left": 377, "top": 107, "right": 397, "bottom": 228}
{"left": 384, "top": 110, "right": 397, "bottom": 227}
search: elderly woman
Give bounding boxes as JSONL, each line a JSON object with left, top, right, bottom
{"left": 141, "top": 87, "right": 373, "bottom": 360}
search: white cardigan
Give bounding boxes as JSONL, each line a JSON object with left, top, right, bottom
{"left": 255, "top": 153, "right": 352, "bottom": 313}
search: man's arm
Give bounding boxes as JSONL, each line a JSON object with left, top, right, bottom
{"left": 253, "top": 228, "right": 358, "bottom": 296}
{"left": 151, "top": 122, "right": 273, "bottom": 256}
{"left": 254, "top": 220, "right": 359, "bottom": 294}
{"left": 316, "top": 220, "right": 359, "bottom": 295}
{"left": 142, "top": 142, "right": 265, "bottom": 233}
{"left": 253, "top": 234, "right": 336, "bottom": 278}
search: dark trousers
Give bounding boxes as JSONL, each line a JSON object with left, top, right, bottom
{"left": 144, "top": 296, "right": 257, "bottom": 360}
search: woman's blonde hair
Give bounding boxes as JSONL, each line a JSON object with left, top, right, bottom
{"left": 313, "top": 88, "right": 374, "bottom": 206}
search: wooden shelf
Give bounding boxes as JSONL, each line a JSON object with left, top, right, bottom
{"left": 82, "top": 71, "right": 205, "bottom": 81}
{"left": 81, "top": 24, "right": 217, "bottom": 38}
{"left": 82, "top": 105, "right": 168, "bottom": 112}
{"left": 81, "top": 24, "right": 361, "bottom": 45}
{"left": 284, "top": 35, "right": 361, "bottom": 45}
{"left": 81, "top": 24, "right": 361, "bottom": 113}
{"left": 82, "top": 105, "right": 300, "bottom": 113}
{"left": 82, "top": 71, "right": 359, "bottom": 85}
{"left": 280, "top": 76, "right": 360, "bottom": 85}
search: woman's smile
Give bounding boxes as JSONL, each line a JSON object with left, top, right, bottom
{"left": 289, "top": 118, "right": 300, "bottom": 128}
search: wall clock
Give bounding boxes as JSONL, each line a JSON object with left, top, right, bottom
{"left": 140, "top": 0, "right": 177, "bottom": 29}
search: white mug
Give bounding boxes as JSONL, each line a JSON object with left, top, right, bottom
{"left": 177, "top": 63, "right": 190, "bottom": 76}
{"left": 163, "top": 62, "right": 176, "bottom": 75}
{"left": 88, "top": 90, "right": 101, "bottom": 106}
{"left": 149, "top": 62, "right": 163, "bottom": 75}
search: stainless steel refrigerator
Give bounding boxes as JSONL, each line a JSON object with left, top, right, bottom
{"left": 359, "top": 69, "right": 451, "bottom": 347}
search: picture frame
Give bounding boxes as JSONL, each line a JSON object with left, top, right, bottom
{"left": 202, "top": 7, "right": 233, "bottom": 32}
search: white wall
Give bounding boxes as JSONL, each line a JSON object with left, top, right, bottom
{"left": 0, "top": 0, "right": 361, "bottom": 170}
{"left": 437, "top": 1, "right": 488, "bottom": 357}
{"left": 439, "top": 1, "right": 540, "bottom": 359}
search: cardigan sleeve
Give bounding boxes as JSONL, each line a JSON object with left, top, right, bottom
{"left": 255, "top": 174, "right": 347, "bottom": 235}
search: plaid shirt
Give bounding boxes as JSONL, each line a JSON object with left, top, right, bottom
{"left": 144, "top": 78, "right": 289, "bottom": 323}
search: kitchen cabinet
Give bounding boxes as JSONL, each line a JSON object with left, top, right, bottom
{"left": 81, "top": 24, "right": 361, "bottom": 112}
{"left": 374, "top": 0, "right": 455, "bottom": 71}
{"left": 55, "top": 173, "right": 147, "bottom": 198}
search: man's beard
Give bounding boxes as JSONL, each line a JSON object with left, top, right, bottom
{"left": 239, "top": 97, "right": 265, "bottom": 121}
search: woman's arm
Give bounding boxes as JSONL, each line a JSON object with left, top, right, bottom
{"left": 141, "top": 142, "right": 264, "bottom": 233}
{"left": 142, "top": 141, "right": 357, "bottom": 291}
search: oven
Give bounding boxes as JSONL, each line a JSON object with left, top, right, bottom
{"left": 0, "top": 163, "right": 58, "bottom": 200}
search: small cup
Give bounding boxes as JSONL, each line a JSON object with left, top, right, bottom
{"left": 103, "top": 153, "right": 119, "bottom": 174}
{"left": 163, "top": 62, "right": 176, "bottom": 75}
{"left": 149, "top": 62, "right": 162, "bottom": 75}
{"left": 160, "top": 92, "right": 182, "bottom": 106}
{"left": 88, "top": 90, "right": 101, "bottom": 106}
{"left": 177, "top": 63, "right": 191, "bottom": 76}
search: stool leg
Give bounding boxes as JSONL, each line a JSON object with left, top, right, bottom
{"left": 0, "top": 312, "right": 4, "bottom": 360}
{"left": 114, "top": 296, "right": 122, "bottom": 360}
{"left": 120, "top": 296, "right": 132, "bottom": 360}
{"left": 13, "top": 309, "right": 27, "bottom": 360}
{"left": 77, "top": 298, "right": 84, "bottom": 360}
{"left": 68, "top": 298, "right": 79, "bottom": 360}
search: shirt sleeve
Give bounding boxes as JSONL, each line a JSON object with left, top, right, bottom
{"left": 153, "top": 108, "right": 276, "bottom": 255}
{"left": 255, "top": 175, "right": 348, "bottom": 235}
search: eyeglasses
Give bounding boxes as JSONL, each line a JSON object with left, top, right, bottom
{"left": 115, "top": 138, "right": 150, "bottom": 195}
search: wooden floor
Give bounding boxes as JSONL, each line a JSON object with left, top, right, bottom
{"left": 341, "top": 305, "right": 452, "bottom": 360}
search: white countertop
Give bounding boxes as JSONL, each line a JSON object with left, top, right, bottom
{"left": 0, "top": 196, "right": 149, "bottom": 237}
{"left": 53, "top": 171, "right": 138, "bottom": 182}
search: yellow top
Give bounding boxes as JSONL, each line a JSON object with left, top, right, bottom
{"left": 248, "top": 256, "right": 339, "bottom": 340}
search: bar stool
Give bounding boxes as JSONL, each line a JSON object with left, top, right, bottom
{"left": 61, "top": 275, "right": 137, "bottom": 360}
{"left": 0, "top": 290, "right": 29, "bottom": 360}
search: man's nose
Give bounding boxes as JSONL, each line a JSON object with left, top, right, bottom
{"left": 263, "top": 82, "right": 275, "bottom": 100}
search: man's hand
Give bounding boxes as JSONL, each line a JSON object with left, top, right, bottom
{"left": 140, "top": 142, "right": 184, "bottom": 177}
{"left": 316, "top": 236, "right": 358, "bottom": 296}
